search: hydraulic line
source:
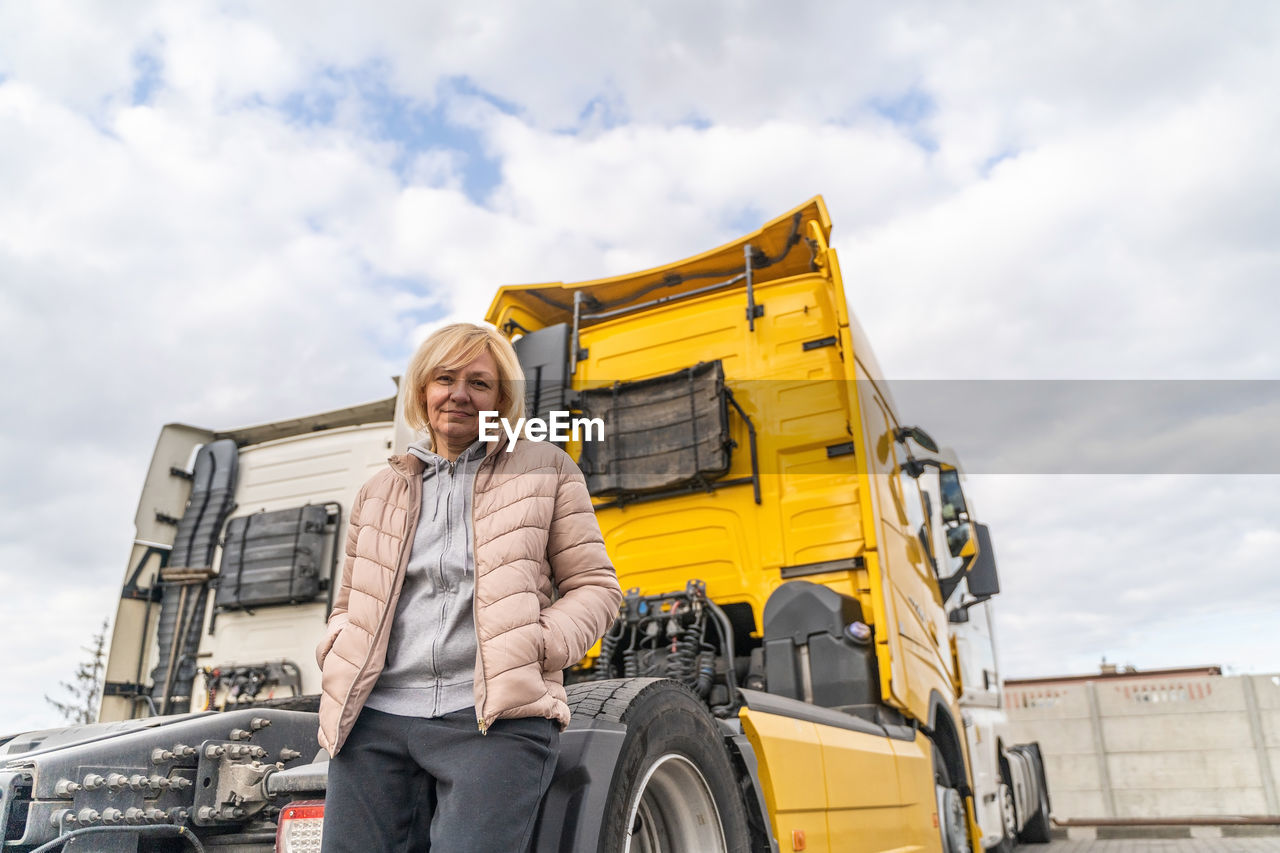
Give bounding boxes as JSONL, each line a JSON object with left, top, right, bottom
{"left": 586, "top": 580, "right": 740, "bottom": 713}
{"left": 31, "top": 825, "right": 205, "bottom": 853}
{"left": 594, "top": 623, "right": 623, "bottom": 680}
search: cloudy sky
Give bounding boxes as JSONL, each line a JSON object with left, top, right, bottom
{"left": 2, "top": 2, "right": 1278, "bottom": 735}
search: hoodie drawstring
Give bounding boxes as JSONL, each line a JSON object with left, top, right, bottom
{"left": 431, "top": 458, "right": 443, "bottom": 522}
{"left": 412, "top": 442, "right": 481, "bottom": 553}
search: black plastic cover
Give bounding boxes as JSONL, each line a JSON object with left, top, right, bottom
{"left": 762, "top": 580, "right": 878, "bottom": 709}
{"left": 513, "top": 323, "right": 570, "bottom": 427}
{"left": 578, "top": 360, "right": 730, "bottom": 496}
{"left": 216, "top": 506, "right": 329, "bottom": 609}
{"left": 170, "top": 439, "right": 238, "bottom": 568}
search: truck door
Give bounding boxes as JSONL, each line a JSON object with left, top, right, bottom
{"left": 857, "top": 372, "right": 952, "bottom": 720}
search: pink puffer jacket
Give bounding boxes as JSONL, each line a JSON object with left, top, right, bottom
{"left": 315, "top": 437, "right": 622, "bottom": 756}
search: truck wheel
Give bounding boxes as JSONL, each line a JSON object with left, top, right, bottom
{"left": 566, "top": 678, "right": 752, "bottom": 853}
{"left": 933, "top": 743, "right": 972, "bottom": 853}
{"left": 992, "top": 780, "right": 1018, "bottom": 853}
{"left": 1017, "top": 781, "right": 1051, "bottom": 844}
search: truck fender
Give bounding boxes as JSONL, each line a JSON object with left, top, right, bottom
{"left": 926, "top": 690, "right": 972, "bottom": 799}
{"left": 532, "top": 721, "right": 628, "bottom": 853}
{"left": 722, "top": 727, "right": 781, "bottom": 853}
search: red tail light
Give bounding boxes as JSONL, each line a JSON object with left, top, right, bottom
{"left": 275, "top": 800, "right": 324, "bottom": 852}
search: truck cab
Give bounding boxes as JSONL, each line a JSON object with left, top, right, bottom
{"left": 486, "top": 197, "right": 983, "bottom": 852}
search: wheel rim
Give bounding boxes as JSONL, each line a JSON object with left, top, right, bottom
{"left": 623, "top": 753, "right": 727, "bottom": 853}
{"left": 999, "top": 783, "right": 1017, "bottom": 839}
{"left": 936, "top": 785, "right": 969, "bottom": 853}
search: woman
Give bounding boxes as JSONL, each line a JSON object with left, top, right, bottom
{"left": 315, "top": 322, "right": 623, "bottom": 852}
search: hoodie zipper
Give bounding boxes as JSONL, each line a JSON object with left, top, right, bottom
{"left": 412, "top": 446, "right": 490, "bottom": 732}
{"left": 430, "top": 457, "right": 449, "bottom": 716}
{"left": 449, "top": 449, "right": 492, "bottom": 734}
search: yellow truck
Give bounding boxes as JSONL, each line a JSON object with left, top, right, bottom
{"left": 0, "top": 197, "right": 1046, "bottom": 853}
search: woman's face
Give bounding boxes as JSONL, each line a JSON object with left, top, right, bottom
{"left": 426, "top": 349, "right": 502, "bottom": 456}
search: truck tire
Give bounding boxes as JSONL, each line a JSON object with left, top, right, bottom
{"left": 991, "top": 779, "right": 1017, "bottom": 853}
{"left": 933, "top": 742, "right": 972, "bottom": 853}
{"left": 987, "top": 756, "right": 1017, "bottom": 853}
{"left": 1017, "top": 782, "right": 1051, "bottom": 844}
{"left": 566, "top": 678, "right": 752, "bottom": 853}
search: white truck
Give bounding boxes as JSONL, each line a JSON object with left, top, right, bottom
{"left": 952, "top": 598, "right": 1053, "bottom": 850}
{"left": 917, "top": 460, "right": 1053, "bottom": 850}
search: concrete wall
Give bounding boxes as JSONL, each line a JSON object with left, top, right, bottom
{"left": 1003, "top": 673, "right": 1280, "bottom": 819}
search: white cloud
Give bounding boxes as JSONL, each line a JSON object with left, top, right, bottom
{"left": 978, "top": 474, "right": 1280, "bottom": 677}
{"left": 843, "top": 87, "right": 1280, "bottom": 379}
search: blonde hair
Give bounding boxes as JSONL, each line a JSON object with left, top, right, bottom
{"left": 403, "top": 323, "right": 525, "bottom": 441}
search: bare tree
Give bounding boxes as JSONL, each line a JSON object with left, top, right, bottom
{"left": 45, "top": 618, "right": 110, "bottom": 725}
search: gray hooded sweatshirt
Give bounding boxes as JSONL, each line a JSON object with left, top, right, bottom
{"left": 363, "top": 438, "right": 486, "bottom": 718}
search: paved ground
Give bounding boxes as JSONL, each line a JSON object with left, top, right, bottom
{"left": 1042, "top": 839, "right": 1280, "bottom": 853}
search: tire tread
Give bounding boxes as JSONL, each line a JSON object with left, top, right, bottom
{"left": 566, "top": 677, "right": 667, "bottom": 723}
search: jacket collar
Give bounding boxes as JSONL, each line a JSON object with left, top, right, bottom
{"left": 388, "top": 432, "right": 509, "bottom": 477}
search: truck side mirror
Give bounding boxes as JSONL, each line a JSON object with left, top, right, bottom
{"left": 946, "top": 523, "right": 975, "bottom": 559}
{"left": 894, "top": 425, "right": 938, "bottom": 453}
{"left": 966, "top": 523, "right": 1001, "bottom": 598}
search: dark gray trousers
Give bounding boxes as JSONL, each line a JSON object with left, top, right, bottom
{"left": 321, "top": 706, "right": 560, "bottom": 853}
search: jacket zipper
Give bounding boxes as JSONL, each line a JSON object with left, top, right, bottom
{"left": 473, "top": 449, "right": 490, "bottom": 735}
{"left": 335, "top": 462, "right": 420, "bottom": 749}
